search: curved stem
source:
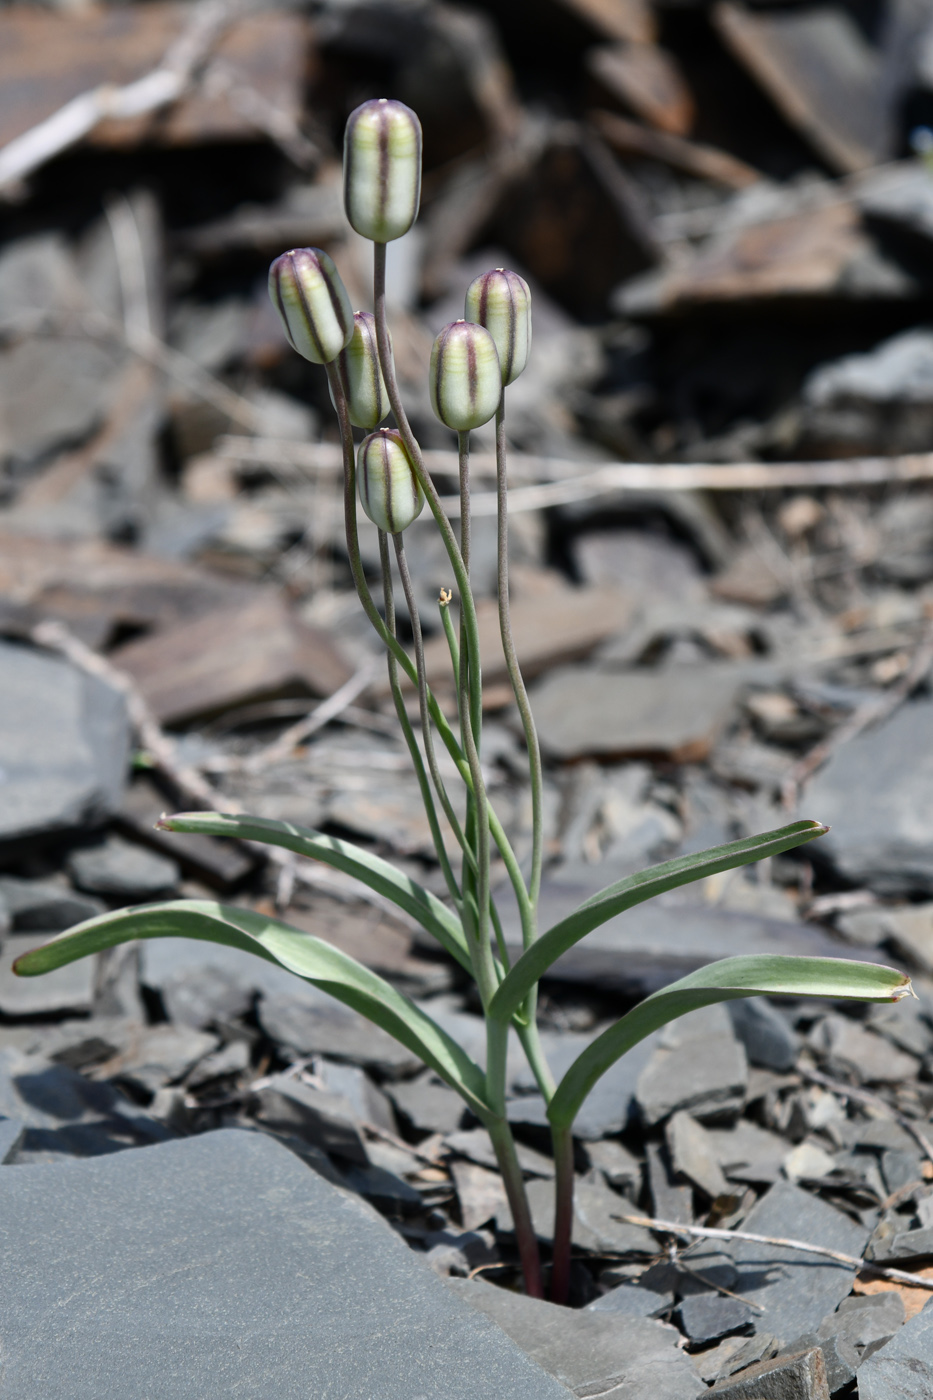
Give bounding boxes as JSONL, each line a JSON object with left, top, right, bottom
{"left": 487, "top": 1114, "right": 544, "bottom": 1299}
{"left": 496, "top": 399, "right": 543, "bottom": 917}
{"left": 394, "top": 534, "right": 474, "bottom": 872}
{"left": 549, "top": 1123, "right": 575, "bottom": 1306}
{"left": 377, "top": 531, "right": 462, "bottom": 907}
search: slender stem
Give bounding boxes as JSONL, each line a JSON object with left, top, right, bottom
{"left": 496, "top": 399, "right": 544, "bottom": 916}
{"left": 516, "top": 1020, "right": 556, "bottom": 1100}
{"left": 394, "top": 534, "right": 474, "bottom": 871}
{"left": 377, "top": 531, "right": 462, "bottom": 906}
{"left": 550, "top": 1123, "right": 575, "bottom": 1306}
{"left": 458, "top": 429, "right": 482, "bottom": 750}
{"left": 486, "top": 1115, "right": 544, "bottom": 1299}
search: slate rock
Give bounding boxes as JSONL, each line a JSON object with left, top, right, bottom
{"left": 709, "top": 1345, "right": 829, "bottom": 1399}
{"left": 587, "top": 1280, "right": 674, "bottom": 1318}
{"left": 723, "top": 1181, "right": 870, "bottom": 1341}
{"left": 530, "top": 662, "right": 756, "bottom": 762}
{"left": 808, "top": 1015, "right": 919, "bottom": 1085}
{"left": 667, "top": 1110, "right": 730, "bottom": 1199}
{"left": 0, "top": 876, "right": 103, "bottom": 931}
{"left": 637, "top": 1032, "right": 747, "bottom": 1125}
{"left": 646, "top": 1141, "right": 694, "bottom": 1224}
{"left": 782, "top": 1292, "right": 908, "bottom": 1395}
{"left": 0, "top": 931, "right": 96, "bottom": 1016}
{"left": 450, "top": 1158, "right": 508, "bottom": 1231}
{"left": 0, "top": 1129, "right": 571, "bottom": 1400}
{"left": 727, "top": 998, "right": 800, "bottom": 1072}
{"left": 447, "top": 1126, "right": 555, "bottom": 1178}
{"left": 678, "top": 1292, "right": 755, "bottom": 1344}
{"left": 342, "top": 1161, "right": 423, "bottom": 1212}
{"left": 0, "top": 640, "right": 130, "bottom": 842}
{"left": 387, "top": 1072, "right": 467, "bottom": 1134}
{"left": 253, "top": 1074, "right": 368, "bottom": 1165}
{"left": 159, "top": 960, "right": 255, "bottom": 1030}
{"left": 448, "top": 1276, "right": 704, "bottom": 1400}
{"left": 317, "top": 1060, "right": 397, "bottom": 1136}
{"left": 585, "top": 1137, "right": 642, "bottom": 1194}
{"left": 870, "top": 1224, "right": 933, "bottom": 1264}
{"left": 67, "top": 836, "right": 180, "bottom": 897}
{"left": 858, "top": 1295, "right": 933, "bottom": 1399}
{"left": 258, "top": 990, "right": 420, "bottom": 1074}
{"left": 707, "top": 1120, "right": 789, "bottom": 1185}
{"left": 807, "top": 700, "right": 933, "bottom": 896}
{"left": 508, "top": 1023, "right": 659, "bottom": 1138}
{"left": 0, "top": 1115, "right": 24, "bottom": 1163}
{"left": 495, "top": 1173, "right": 658, "bottom": 1255}
{"left": 99, "top": 1023, "right": 218, "bottom": 1096}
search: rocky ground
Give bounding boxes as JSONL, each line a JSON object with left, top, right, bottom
{"left": 5, "top": 0, "right": 933, "bottom": 1395}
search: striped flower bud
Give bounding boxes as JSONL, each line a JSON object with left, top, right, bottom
{"left": 358, "top": 428, "right": 424, "bottom": 534}
{"left": 464, "top": 268, "right": 532, "bottom": 387}
{"left": 344, "top": 99, "right": 422, "bottom": 243}
{"left": 329, "top": 312, "right": 389, "bottom": 429}
{"left": 268, "top": 248, "right": 354, "bottom": 365}
{"left": 429, "top": 320, "right": 501, "bottom": 431}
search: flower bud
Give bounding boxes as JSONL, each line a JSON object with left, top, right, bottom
{"left": 344, "top": 99, "right": 422, "bottom": 243}
{"left": 429, "top": 320, "right": 501, "bottom": 431}
{"left": 268, "top": 248, "right": 354, "bottom": 365}
{"left": 358, "top": 428, "right": 424, "bottom": 534}
{"left": 329, "top": 312, "right": 389, "bottom": 429}
{"left": 464, "top": 268, "right": 532, "bottom": 387}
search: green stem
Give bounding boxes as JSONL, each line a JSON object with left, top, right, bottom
{"left": 377, "top": 531, "right": 462, "bottom": 907}
{"left": 393, "top": 534, "right": 475, "bottom": 873}
{"left": 550, "top": 1123, "right": 575, "bottom": 1306}
{"left": 496, "top": 399, "right": 544, "bottom": 915}
{"left": 486, "top": 1114, "right": 544, "bottom": 1299}
{"left": 516, "top": 1019, "right": 556, "bottom": 1100}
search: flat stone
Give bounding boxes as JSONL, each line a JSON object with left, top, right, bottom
{"left": 253, "top": 1074, "right": 368, "bottom": 1165}
{"left": 858, "top": 1295, "right": 933, "bottom": 1399}
{"left": 0, "top": 1129, "right": 571, "bottom": 1399}
{"left": 808, "top": 1015, "right": 919, "bottom": 1085}
{"left": 588, "top": 1280, "right": 674, "bottom": 1317}
{"left": 96, "top": 1023, "right": 218, "bottom": 1096}
{"left": 781, "top": 1330, "right": 855, "bottom": 1396}
{"left": 0, "top": 1115, "right": 24, "bottom": 1162}
{"left": 0, "top": 640, "right": 130, "bottom": 843}
{"left": 585, "top": 1137, "right": 642, "bottom": 1195}
{"left": 876, "top": 903, "right": 933, "bottom": 977}
{"left": 783, "top": 1141, "right": 838, "bottom": 1184}
{"left": 871, "top": 1225, "right": 933, "bottom": 1264}
{"left": 868, "top": 996, "right": 933, "bottom": 1058}
{"left": 450, "top": 1158, "right": 508, "bottom": 1231}
{"left": 258, "top": 990, "right": 420, "bottom": 1074}
{"left": 185, "top": 1038, "right": 250, "bottom": 1087}
{"left": 678, "top": 1292, "right": 755, "bottom": 1344}
{"left": 446, "top": 1126, "right": 555, "bottom": 1178}
{"left": 667, "top": 1111, "right": 730, "bottom": 1200}
{"left": 637, "top": 1033, "right": 747, "bottom": 1126}
{"left": 160, "top": 960, "right": 255, "bottom": 1030}
{"left": 727, "top": 998, "right": 800, "bottom": 1072}
{"left": 707, "top": 1120, "right": 789, "bottom": 1185}
{"left": 448, "top": 1276, "right": 704, "bottom": 1400}
{"left": 317, "top": 1060, "right": 397, "bottom": 1136}
{"left": 807, "top": 700, "right": 933, "bottom": 896}
{"left": 723, "top": 1181, "right": 870, "bottom": 1340}
{"left": 386, "top": 1072, "right": 467, "bottom": 1134}
{"left": 0, "top": 931, "right": 96, "bottom": 1016}
{"left": 530, "top": 662, "right": 755, "bottom": 762}
{"left": 709, "top": 1345, "right": 829, "bottom": 1399}
{"left": 646, "top": 1141, "right": 694, "bottom": 1224}
{"left": 342, "top": 1161, "right": 423, "bottom": 1212}
{"left": 67, "top": 835, "right": 180, "bottom": 897}
{"left": 0, "top": 876, "right": 102, "bottom": 930}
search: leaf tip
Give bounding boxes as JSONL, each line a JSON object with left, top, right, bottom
{"left": 894, "top": 976, "right": 917, "bottom": 1001}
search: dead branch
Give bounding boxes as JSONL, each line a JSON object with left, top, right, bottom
{"left": 614, "top": 1213, "right": 933, "bottom": 1291}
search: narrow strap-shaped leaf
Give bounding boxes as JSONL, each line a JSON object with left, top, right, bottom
{"left": 547, "top": 953, "right": 911, "bottom": 1131}
{"left": 159, "top": 812, "right": 471, "bottom": 972}
{"left": 489, "top": 820, "right": 829, "bottom": 1022}
{"left": 13, "top": 900, "right": 490, "bottom": 1117}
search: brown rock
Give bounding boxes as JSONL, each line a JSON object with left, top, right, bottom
{"left": 112, "top": 591, "right": 350, "bottom": 724}
{"left": 587, "top": 42, "right": 694, "bottom": 135}
{"left": 709, "top": 1345, "right": 829, "bottom": 1399}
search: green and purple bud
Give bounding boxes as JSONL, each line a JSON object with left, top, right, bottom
{"left": 358, "top": 428, "right": 424, "bottom": 534}
{"left": 464, "top": 268, "right": 532, "bottom": 387}
{"left": 429, "top": 320, "right": 501, "bottom": 431}
{"left": 329, "top": 311, "right": 389, "bottom": 429}
{"left": 343, "top": 98, "right": 422, "bottom": 244}
{"left": 268, "top": 247, "right": 354, "bottom": 365}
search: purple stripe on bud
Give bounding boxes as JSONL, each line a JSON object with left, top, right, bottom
{"left": 429, "top": 320, "right": 501, "bottom": 431}
{"left": 358, "top": 428, "right": 424, "bottom": 534}
{"left": 268, "top": 248, "right": 354, "bottom": 365}
{"left": 464, "top": 268, "right": 532, "bottom": 387}
{"left": 344, "top": 99, "right": 422, "bottom": 244}
{"left": 330, "top": 311, "right": 389, "bottom": 429}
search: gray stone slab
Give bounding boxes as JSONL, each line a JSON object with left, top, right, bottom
{"left": 587, "top": 1281, "right": 673, "bottom": 1318}
{"left": 0, "top": 1115, "right": 23, "bottom": 1162}
{"left": 807, "top": 700, "right": 933, "bottom": 896}
{"left": 727, "top": 998, "right": 800, "bottom": 1072}
{"left": 678, "top": 1292, "right": 755, "bottom": 1343}
{"left": 387, "top": 1072, "right": 467, "bottom": 1134}
{"left": 67, "top": 835, "right": 180, "bottom": 897}
{"left": 253, "top": 1074, "right": 368, "bottom": 1164}
{"left": 637, "top": 1033, "right": 747, "bottom": 1126}
{"left": 0, "top": 1129, "right": 572, "bottom": 1400}
{"left": 858, "top": 1295, "right": 933, "bottom": 1400}
{"left": 722, "top": 1181, "right": 870, "bottom": 1342}
{"left": 508, "top": 1025, "right": 659, "bottom": 1137}
{"left": 0, "top": 931, "right": 96, "bottom": 1016}
{"left": 258, "top": 990, "right": 421, "bottom": 1074}
{"left": 709, "top": 1345, "right": 829, "bottom": 1399}
{"left": 448, "top": 1276, "right": 704, "bottom": 1400}
{"left": 667, "top": 1111, "right": 729, "bottom": 1199}
{"left": 0, "top": 877, "right": 103, "bottom": 931}
{"left": 707, "top": 1120, "right": 790, "bottom": 1186}
{"left": 0, "top": 641, "right": 130, "bottom": 843}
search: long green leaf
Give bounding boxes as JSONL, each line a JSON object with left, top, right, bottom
{"left": 158, "top": 812, "right": 471, "bottom": 972}
{"left": 489, "top": 820, "right": 829, "bottom": 1022}
{"left": 548, "top": 953, "right": 911, "bottom": 1131}
{"left": 13, "top": 900, "right": 490, "bottom": 1117}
